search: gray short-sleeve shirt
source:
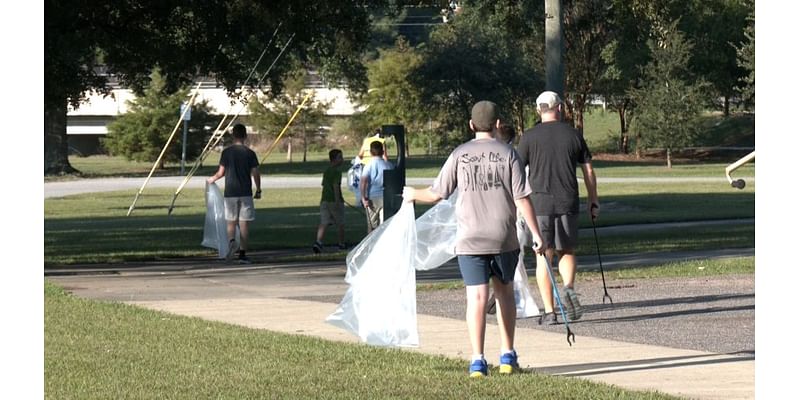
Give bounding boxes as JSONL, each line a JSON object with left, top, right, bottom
{"left": 430, "top": 138, "right": 531, "bottom": 255}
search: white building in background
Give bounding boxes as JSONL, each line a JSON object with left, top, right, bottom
{"left": 67, "top": 73, "right": 364, "bottom": 155}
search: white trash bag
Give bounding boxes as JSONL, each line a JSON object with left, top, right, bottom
{"left": 413, "top": 193, "right": 458, "bottom": 271}
{"left": 326, "top": 202, "right": 419, "bottom": 347}
{"left": 201, "top": 182, "right": 238, "bottom": 259}
{"left": 514, "top": 216, "right": 541, "bottom": 318}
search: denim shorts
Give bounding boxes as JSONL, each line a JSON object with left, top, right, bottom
{"left": 457, "top": 250, "right": 520, "bottom": 286}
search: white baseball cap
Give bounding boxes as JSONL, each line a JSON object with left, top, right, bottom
{"left": 536, "top": 91, "right": 562, "bottom": 111}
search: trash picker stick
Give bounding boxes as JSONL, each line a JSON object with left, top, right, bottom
{"left": 127, "top": 82, "right": 202, "bottom": 216}
{"left": 167, "top": 34, "right": 295, "bottom": 215}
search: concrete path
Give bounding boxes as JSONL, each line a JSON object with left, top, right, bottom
{"left": 46, "top": 245, "right": 755, "bottom": 400}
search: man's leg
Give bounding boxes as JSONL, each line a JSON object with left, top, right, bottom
{"left": 535, "top": 249, "right": 556, "bottom": 313}
{"left": 238, "top": 220, "right": 249, "bottom": 252}
{"left": 557, "top": 250, "right": 577, "bottom": 289}
{"left": 558, "top": 249, "right": 583, "bottom": 320}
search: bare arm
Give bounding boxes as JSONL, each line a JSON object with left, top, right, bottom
{"left": 580, "top": 162, "right": 599, "bottom": 219}
{"left": 360, "top": 175, "right": 370, "bottom": 207}
{"left": 251, "top": 167, "right": 262, "bottom": 199}
{"left": 402, "top": 186, "right": 442, "bottom": 204}
{"left": 514, "top": 196, "right": 544, "bottom": 253}
{"left": 207, "top": 165, "right": 225, "bottom": 184}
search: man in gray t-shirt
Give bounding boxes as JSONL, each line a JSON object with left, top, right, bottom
{"left": 403, "top": 101, "right": 544, "bottom": 378}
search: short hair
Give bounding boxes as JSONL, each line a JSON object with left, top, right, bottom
{"left": 329, "top": 149, "right": 343, "bottom": 161}
{"left": 232, "top": 124, "right": 247, "bottom": 139}
{"left": 496, "top": 124, "right": 516, "bottom": 144}
{"left": 369, "top": 140, "right": 384, "bottom": 156}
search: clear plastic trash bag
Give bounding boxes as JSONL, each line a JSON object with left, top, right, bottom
{"left": 413, "top": 193, "right": 458, "bottom": 271}
{"left": 326, "top": 201, "right": 419, "bottom": 347}
{"left": 513, "top": 216, "right": 541, "bottom": 318}
{"left": 201, "top": 182, "right": 238, "bottom": 259}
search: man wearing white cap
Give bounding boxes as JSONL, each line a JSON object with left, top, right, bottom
{"left": 517, "top": 91, "right": 599, "bottom": 325}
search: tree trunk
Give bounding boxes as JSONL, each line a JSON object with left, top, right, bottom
{"left": 618, "top": 107, "right": 629, "bottom": 154}
{"left": 666, "top": 147, "right": 672, "bottom": 168}
{"left": 287, "top": 137, "right": 292, "bottom": 163}
{"left": 724, "top": 95, "right": 730, "bottom": 117}
{"left": 574, "top": 102, "right": 585, "bottom": 136}
{"left": 44, "top": 101, "right": 78, "bottom": 175}
{"left": 302, "top": 120, "right": 308, "bottom": 163}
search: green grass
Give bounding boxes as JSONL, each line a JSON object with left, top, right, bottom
{"left": 44, "top": 180, "right": 754, "bottom": 266}
{"left": 44, "top": 281, "right": 679, "bottom": 400}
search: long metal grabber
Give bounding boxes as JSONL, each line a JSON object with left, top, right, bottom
{"left": 541, "top": 255, "right": 576, "bottom": 346}
{"left": 214, "top": 33, "right": 296, "bottom": 139}
{"left": 167, "top": 32, "right": 293, "bottom": 215}
{"left": 127, "top": 82, "right": 202, "bottom": 216}
{"left": 191, "top": 23, "right": 284, "bottom": 163}
{"left": 725, "top": 150, "right": 755, "bottom": 189}
{"left": 590, "top": 204, "right": 613, "bottom": 304}
{"left": 174, "top": 25, "right": 284, "bottom": 184}
{"left": 259, "top": 91, "right": 313, "bottom": 164}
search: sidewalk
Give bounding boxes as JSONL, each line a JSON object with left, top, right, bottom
{"left": 47, "top": 247, "right": 755, "bottom": 400}
{"left": 129, "top": 296, "right": 752, "bottom": 400}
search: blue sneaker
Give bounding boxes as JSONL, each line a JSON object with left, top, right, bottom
{"left": 499, "top": 350, "right": 519, "bottom": 374}
{"left": 469, "top": 359, "right": 488, "bottom": 378}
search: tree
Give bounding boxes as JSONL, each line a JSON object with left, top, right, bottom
{"left": 735, "top": 2, "right": 755, "bottom": 107}
{"left": 247, "top": 66, "right": 330, "bottom": 163}
{"left": 45, "top": 0, "right": 378, "bottom": 175}
{"left": 595, "top": 0, "right": 652, "bottom": 154}
{"left": 102, "top": 71, "right": 218, "bottom": 167}
{"left": 412, "top": 1, "right": 544, "bottom": 146}
{"left": 630, "top": 22, "right": 709, "bottom": 167}
{"left": 562, "top": 0, "right": 616, "bottom": 135}
{"left": 362, "top": 38, "right": 428, "bottom": 155}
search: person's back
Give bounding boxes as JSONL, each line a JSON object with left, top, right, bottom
{"left": 518, "top": 121, "right": 590, "bottom": 215}
{"left": 436, "top": 138, "right": 524, "bottom": 254}
{"left": 360, "top": 140, "right": 393, "bottom": 232}
{"left": 220, "top": 144, "right": 259, "bottom": 197}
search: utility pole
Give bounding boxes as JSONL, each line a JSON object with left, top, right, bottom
{"left": 545, "top": 0, "right": 564, "bottom": 98}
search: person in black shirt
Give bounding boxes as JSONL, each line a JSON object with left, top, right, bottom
{"left": 207, "top": 124, "right": 262, "bottom": 264}
{"left": 517, "top": 91, "right": 599, "bottom": 325}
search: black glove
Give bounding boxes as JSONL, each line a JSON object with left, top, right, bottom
{"left": 254, "top": 189, "right": 262, "bottom": 199}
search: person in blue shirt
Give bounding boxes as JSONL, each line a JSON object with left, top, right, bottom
{"left": 359, "top": 141, "right": 393, "bottom": 233}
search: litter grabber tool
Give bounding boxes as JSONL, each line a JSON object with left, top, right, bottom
{"left": 541, "top": 254, "right": 575, "bottom": 346}
{"left": 590, "top": 204, "right": 613, "bottom": 304}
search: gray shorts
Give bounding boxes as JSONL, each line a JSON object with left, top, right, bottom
{"left": 320, "top": 201, "right": 345, "bottom": 226}
{"left": 224, "top": 196, "right": 255, "bottom": 222}
{"left": 537, "top": 214, "right": 579, "bottom": 250}
{"left": 457, "top": 250, "right": 520, "bottom": 286}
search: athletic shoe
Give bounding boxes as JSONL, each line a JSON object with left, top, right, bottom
{"left": 312, "top": 241, "right": 323, "bottom": 254}
{"left": 337, "top": 243, "right": 348, "bottom": 251}
{"left": 499, "top": 350, "right": 519, "bottom": 374}
{"left": 486, "top": 293, "right": 497, "bottom": 315}
{"left": 469, "top": 359, "right": 488, "bottom": 378}
{"left": 238, "top": 256, "right": 252, "bottom": 265}
{"left": 539, "top": 312, "right": 558, "bottom": 325}
{"left": 225, "top": 239, "right": 239, "bottom": 262}
{"left": 563, "top": 287, "right": 584, "bottom": 321}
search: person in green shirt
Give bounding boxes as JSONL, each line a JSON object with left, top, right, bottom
{"left": 313, "top": 149, "right": 347, "bottom": 253}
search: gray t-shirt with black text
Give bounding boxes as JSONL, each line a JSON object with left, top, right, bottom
{"left": 430, "top": 138, "right": 532, "bottom": 255}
